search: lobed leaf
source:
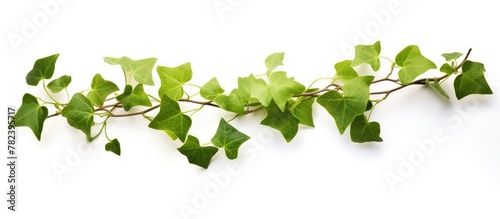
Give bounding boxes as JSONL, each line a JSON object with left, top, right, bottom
{"left": 178, "top": 135, "right": 219, "bottom": 169}
{"left": 396, "top": 45, "right": 437, "bottom": 84}
{"left": 105, "top": 139, "right": 121, "bottom": 156}
{"left": 350, "top": 115, "right": 383, "bottom": 143}
{"left": 61, "top": 93, "right": 95, "bottom": 140}
{"left": 334, "top": 60, "right": 359, "bottom": 82}
{"left": 47, "top": 75, "right": 72, "bottom": 93}
{"left": 104, "top": 56, "right": 157, "bottom": 85}
{"left": 351, "top": 41, "right": 381, "bottom": 71}
{"left": 148, "top": 94, "right": 192, "bottom": 142}
{"left": 290, "top": 97, "right": 316, "bottom": 127}
{"left": 87, "top": 74, "right": 119, "bottom": 106}
{"left": 454, "top": 61, "right": 493, "bottom": 100}
{"left": 15, "top": 93, "right": 49, "bottom": 140}
{"left": 265, "top": 52, "right": 285, "bottom": 75}
{"left": 26, "top": 54, "right": 60, "bottom": 86}
{"left": 211, "top": 118, "right": 250, "bottom": 159}
{"left": 442, "top": 52, "right": 463, "bottom": 62}
{"left": 426, "top": 78, "right": 449, "bottom": 99}
{"left": 116, "top": 84, "right": 152, "bottom": 111}
{"left": 157, "top": 62, "right": 192, "bottom": 101}
{"left": 261, "top": 101, "right": 300, "bottom": 142}
{"left": 268, "top": 71, "right": 306, "bottom": 112}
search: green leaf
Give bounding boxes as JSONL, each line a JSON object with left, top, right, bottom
{"left": 200, "top": 78, "right": 245, "bottom": 114}
{"left": 47, "top": 75, "right": 71, "bottom": 93}
{"left": 200, "top": 77, "right": 225, "bottom": 101}
{"left": 290, "top": 97, "right": 315, "bottom": 127}
{"left": 365, "top": 101, "right": 373, "bottom": 112}
{"left": 178, "top": 135, "right": 219, "bottom": 169}
{"left": 426, "top": 78, "right": 449, "bottom": 99}
{"left": 317, "top": 76, "right": 373, "bottom": 134}
{"left": 61, "top": 93, "right": 94, "bottom": 140}
{"left": 334, "top": 60, "right": 359, "bottom": 82}
{"left": 350, "top": 115, "right": 383, "bottom": 143}
{"left": 260, "top": 101, "right": 300, "bottom": 142}
{"left": 15, "top": 93, "right": 49, "bottom": 140}
{"left": 211, "top": 118, "right": 250, "bottom": 159}
{"left": 440, "top": 63, "right": 454, "bottom": 75}
{"left": 104, "top": 56, "right": 157, "bottom": 85}
{"left": 268, "top": 71, "right": 306, "bottom": 111}
{"left": 351, "top": 41, "right": 381, "bottom": 71}
{"left": 157, "top": 62, "right": 192, "bottom": 101}
{"left": 87, "top": 74, "right": 119, "bottom": 106}
{"left": 454, "top": 61, "right": 493, "bottom": 100}
{"left": 105, "top": 139, "right": 121, "bottom": 156}
{"left": 26, "top": 54, "right": 60, "bottom": 86}
{"left": 396, "top": 45, "right": 437, "bottom": 84}
{"left": 148, "top": 94, "right": 192, "bottom": 142}
{"left": 442, "top": 52, "right": 463, "bottom": 62}
{"left": 116, "top": 84, "right": 152, "bottom": 111}
{"left": 265, "top": 52, "right": 285, "bottom": 75}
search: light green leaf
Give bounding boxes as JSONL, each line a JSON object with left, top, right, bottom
{"left": 15, "top": 93, "right": 49, "bottom": 140}
{"left": 177, "top": 135, "right": 219, "bottom": 169}
{"left": 104, "top": 56, "right": 157, "bottom": 85}
{"left": 334, "top": 60, "right": 359, "bottom": 82}
{"left": 61, "top": 93, "right": 94, "bottom": 140}
{"left": 26, "top": 54, "right": 60, "bottom": 86}
{"left": 317, "top": 76, "right": 373, "bottom": 134}
{"left": 157, "top": 62, "right": 192, "bottom": 101}
{"left": 269, "top": 71, "right": 306, "bottom": 111}
{"left": 350, "top": 115, "right": 383, "bottom": 143}
{"left": 200, "top": 78, "right": 245, "bottom": 114}
{"left": 265, "top": 52, "right": 285, "bottom": 75}
{"left": 211, "top": 118, "right": 250, "bottom": 159}
{"left": 396, "top": 45, "right": 437, "bottom": 84}
{"left": 200, "top": 77, "right": 225, "bottom": 101}
{"left": 116, "top": 84, "right": 152, "bottom": 111}
{"left": 290, "top": 97, "right": 315, "bottom": 127}
{"left": 105, "top": 139, "right": 121, "bottom": 156}
{"left": 148, "top": 94, "right": 192, "bottom": 142}
{"left": 426, "top": 78, "right": 449, "bottom": 99}
{"left": 87, "top": 74, "right": 119, "bottom": 106}
{"left": 454, "top": 61, "right": 493, "bottom": 100}
{"left": 440, "top": 63, "right": 454, "bottom": 75}
{"left": 442, "top": 52, "right": 463, "bottom": 62}
{"left": 261, "top": 101, "right": 300, "bottom": 142}
{"left": 351, "top": 41, "right": 381, "bottom": 71}
{"left": 47, "top": 75, "right": 71, "bottom": 93}
{"left": 236, "top": 75, "right": 272, "bottom": 107}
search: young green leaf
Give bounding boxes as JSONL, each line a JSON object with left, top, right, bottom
{"left": 15, "top": 93, "right": 49, "bottom": 140}
{"left": 290, "top": 97, "right": 316, "bottom": 127}
{"left": 105, "top": 139, "right": 121, "bottom": 156}
{"left": 61, "top": 93, "right": 94, "bottom": 140}
{"left": 350, "top": 115, "right": 383, "bottom": 143}
{"left": 454, "top": 61, "right": 493, "bottom": 100}
{"left": 334, "top": 60, "right": 359, "bottom": 82}
{"left": 440, "top": 63, "right": 454, "bottom": 75}
{"left": 351, "top": 41, "right": 381, "bottom": 71}
{"left": 200, "top": 77, "right": 225, "bottom": 101}
{"left": 148, "top": 94, "right": 192, "bottom": 142}
{"left": 396, "top": 45, "right": 437, "bottom": 84}
{"left": 261, "top": 101, "right": 300, "bottom": 142}
{"left": 47, "top": 75, "right": 71, "bottom": 93}
{"left": 26, "top": 54, "right": 60, "bottom": 86}
{"left": 442, "top": 52, "right": 463, "bottom": 62}
{"left": 87, "top": 74, "right": 119, "bottom": 106}
{"left": 116, "top": 84, "right": 152, "bottom": 111}
{"left": 211, "top": 118, "right": 250, "bottom": 159}
{"left": 317, "top": 76, "right": 373, "bottom": 134}
{"left": 265, "top": 52, "right": 285, "bottom": 75}
{"left": 177, "top": 135, "right": 219, "bottom": 169}
{"left": 104, "top": 56, "right": 157, "bottom": 85}
{"left": 238, "top": 75, "right": 272, "bottom": 107}
{"left": 157, "top": 62, "right": 193, "bottom": 101}
{"left": 426, "top": 78, "right": 449, "bottom": 99}
{"left": 268, "top": 71, "right": 306, "bottom": 112}
{"left": 200, "top": 78, "right": 245, "bottom": 114}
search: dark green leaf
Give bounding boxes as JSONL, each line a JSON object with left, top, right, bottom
{"left": 87, "top": 74, "right": 119, "bottom": 106}
{"left": 290, "top": 97, "right": 315, "bottom": 127}
{"left": 260, "top": 101, "right": 300, "bottom": 142}
{"left": 265, "top": 52, "right": 285, "bottom": 75}
{"left": 157, "top": 62, "right": 192, "bottom": 101}
{"left": 365, "top": 101, "right": 373, "bottom": 112}
{"left": 350, "top": 115, "right": 383, "bottom": 143}
{"left": 104, "top": 56, "right": 157, "bottom": 85}
{"left": 15, "top": 93, "right": 49, "bottom": 140}
{"left": 269, "top": 71, "right": 306, "bottom": 111}
{"left": 334, "top": 60, "right": 359, "bottom": 82}
{"left": 148, "top": 94, "right": 192, "bottom": 142}
{"left": 351, "top": 41, "right": 381, "bottom": 71}
{"left": 454, "top": 61, "right": 493, "bottom": 100}
{"left": 105, "top": 139, "right": 121, "bottom": 156}
{"left": 47, "top": 75, "right": 71, "bottom": 93}
{"left": 442, "top": 52, "right": 463, "bottom": 62}
{"left": 116, "top": 84, "right": 152, "bottom": 111}
{"left": 178, "top": 135, "right": 219, "bottom": 169}
{"left": 61, "top": 93, "right": 94, "bottom": 140}
{"left": 426, "top": 78, "right": 449, "bottom": 99}
{"left": 211, "top": 118, "right": 250, "bottom": 159}
{"left": 26, "top": 54, "right": 60, "bottom": 86}
{"left": 395, "top": 45, "right": 437, "bottom": 84}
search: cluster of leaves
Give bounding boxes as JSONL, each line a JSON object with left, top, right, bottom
{"left": 15, "top": 42, "right": 493, "bottom": 168}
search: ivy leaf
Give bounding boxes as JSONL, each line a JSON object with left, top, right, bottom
{"left": 200, "top": 77, "right": 225, "bottom": 101}
{"left": 157, "top": 62, "right": 192, "bottom": 101}
{"left": 177, "top": 135, "right": 219, "bottom": 169}
{"left": 440, "top": 63, "right": 454, "bottom": 75}
{"left": 350, "top": 115, "right": 383, "bottom": 143}
{"left": 87, "top": 74, "right": 119, "bottom": 106}
{"left": 105, "top": 139, "right": 121, "bottom": 156}
{"left": 148, "top": 94, "right": 192, "bottom": 142}
{"left": 200, "top": 78, "right": 245, "bottom": 114}
{"left": 47, "top": 75, "right": 71, "bottom": 93}
{"left": 269, "top": 71, "right": 306, "bottom": 111}
{"left": 116, "top": 84, "right": 152, "bottom": 111}
{"left": 317, "top": 76, "right": 373, "bottom": 134}
{"left": 26, "top": 54, "right": 60, "bottom": 86}
{"left": 351, "top": 41, "right": 381, "bottom": 71}
{"left": 454, "top": 61, "right": 493, "bottom": 100}
{"left": 290, "top": 97, "right": 316, "bottom": 127}
{"left": 261, "top": 101, "right": 300, "bottom": 142}
{"left": 238, "top": 75, "right": 272, "bottom": 107}
{"left": 265, "top": 52, "right": 285, "bottom": 75}
{"left": 211, "top": 118, "right": 250, "bottom": 159}
{"left": 61, "top": 93, "right": 94, "bottom": 140}
{"left": 15, "top": 93, "right": 49, "bottom": 140}
{"left": 104, "top": 56, "right": 157, "bottom": 85}
{"left": 334, "top": 60, "right": 359, "bottom": 82}
{"left": 442, "top": 52, "right": 463, "bottom": 62}
{"left": 396, "top": 45, "right": 437, "bottom": 84}
{"left": 426, "top": 78, "right": 449, "bottom": 99}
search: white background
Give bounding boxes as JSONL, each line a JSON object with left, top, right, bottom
{"left": 1, "top": 0, "right": 500, "bottom": 218}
